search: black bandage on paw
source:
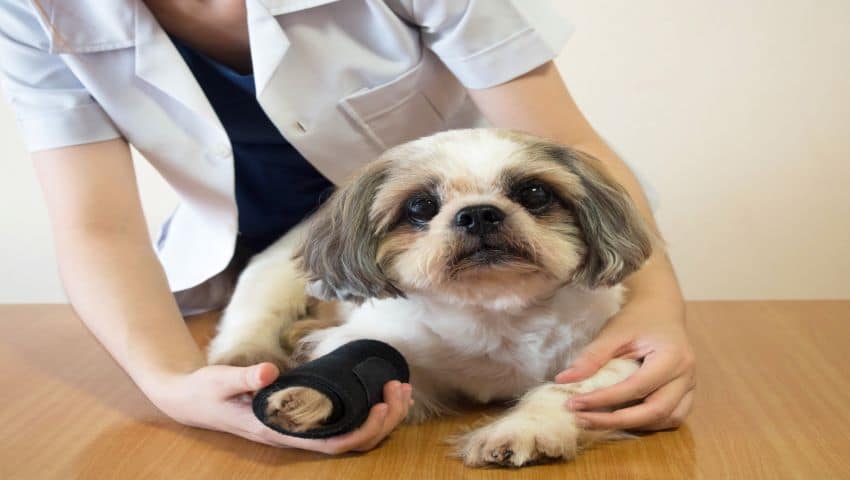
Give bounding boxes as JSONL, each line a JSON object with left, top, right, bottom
{"left": 252, "top": 339, "right": 409, "bottom": 439}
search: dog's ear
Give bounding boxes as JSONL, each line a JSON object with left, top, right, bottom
{"left": 295, "top": 160, "right": 404, "bottom": 302}
{"left": 545, "top": 145, "right": 654, "bottom": 288}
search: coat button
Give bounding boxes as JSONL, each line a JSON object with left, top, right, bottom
{"left": 211, "top": 144, "right": 232, "bottom": 159}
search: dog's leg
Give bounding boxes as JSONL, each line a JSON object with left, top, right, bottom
{"left": 457, "top": 358, "right": 639, "bottom": 467}
{"left": 263, "top": 370, "right": 448, "bottom": 432}
{"left": 206, "top": 224, "right": 309, "bottom": 370}
{"left": 261, "top": 372, "right": 445, "bottom": 433}
{"left": 261, "top": 325, "right": 447, "bottom": 432}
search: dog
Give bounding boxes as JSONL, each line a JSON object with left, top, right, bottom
{"left": 206, "top": 129, "right": 654, "bottom": 467}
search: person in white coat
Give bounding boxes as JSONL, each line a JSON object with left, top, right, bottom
{"left": 0, "top": 0, "right": 694, "bottom": 452}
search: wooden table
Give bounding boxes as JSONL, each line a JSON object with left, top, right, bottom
{"left": 1, "top": 302, "right": 848, "bottom": 479}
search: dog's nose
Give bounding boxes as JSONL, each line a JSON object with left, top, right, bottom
{"left": 454, "top": 205, "right": 505, "bottom": 235}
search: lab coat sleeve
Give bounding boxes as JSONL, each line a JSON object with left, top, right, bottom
{"left": 387, "top": 0, "right": 574, "bottom": 89}
{"left": 0, "top": 1, "right": 121, "bottom": 152}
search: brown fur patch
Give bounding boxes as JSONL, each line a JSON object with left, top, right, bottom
{"left": 295, "top": 158, "right": 404, "bottom": 301}
{"left": 264, "top": 387, "right": 333, "bottom": 433}
{"left": 499, "top": 162, "right": 585, "bottom": 201}
{"left": 548, "top": 385, "right": 580, "bottom": 395}
{"left": 445, "top": 177, "right": 479, "bottom": 196}
{"left": 376, "top": 226, "right": 423, "bottom": 266}
{"left": 499, "top": 134, "right": 654, "bottom": 288}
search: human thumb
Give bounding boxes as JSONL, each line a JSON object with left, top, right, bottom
{"left": 217, "top": 362, "right": 280, "bottom": 397}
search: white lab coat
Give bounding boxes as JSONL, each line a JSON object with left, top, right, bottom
{"left": 0, "top": 0, "right": 573, "bottom": 312}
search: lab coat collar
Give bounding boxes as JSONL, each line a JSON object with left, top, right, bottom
{"left": 245, "top": 0, "right": 289, "bottom": 97}
{"left": 258, "top": 0, "right": 341, "bottom": 16}
{"left": 31, "top": 1, "right": 227, "bottom": 141}
{"left": 247, "top": 0, "right": 340, "bottom": 96}
{"left": 33, "top": 0, "right": 341, "bottom": 141}
{"left": 133, "top": 1, "right": 226, "bottom": 136}
{"left": 34, "top": 0, "right": 339, "bottom": 135}
{"left": 35, "top": 0, "right": 340, "bottom": 53}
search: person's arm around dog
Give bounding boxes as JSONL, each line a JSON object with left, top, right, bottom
{"left": 470, "top": 62, "right": 695, "bottom": 431}
{"left": 32, "top": 138, "right": 412, "bottom": 452}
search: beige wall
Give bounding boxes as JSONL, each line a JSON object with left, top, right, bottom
{"left": 1, "top": 0, "right": 848, "bottom": 302}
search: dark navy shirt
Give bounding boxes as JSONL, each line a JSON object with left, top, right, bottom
{"left": 172, "top": 38, "right": 334, "bottom": 254}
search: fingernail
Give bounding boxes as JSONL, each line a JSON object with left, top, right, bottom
{"left": 568, "top": 399, "right": 586, "bottom": 411}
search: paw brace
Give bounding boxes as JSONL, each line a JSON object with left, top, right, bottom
{"left": 252, "top": 339, "right": 410, "bottom": 439}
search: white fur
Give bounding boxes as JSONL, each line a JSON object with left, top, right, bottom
{"left": 206, "top": 224, "right": 309, "bottom": 369}
{"left": 302, "top": 284, "right": 623, "bottom": 417}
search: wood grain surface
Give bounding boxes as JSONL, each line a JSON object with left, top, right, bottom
{"left": 1, "top": 301, "right": 848, "bottom": 479}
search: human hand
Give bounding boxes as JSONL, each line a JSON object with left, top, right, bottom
{"left": 555, "top": 298, "right": 695, "bottom": 431}
{"left": 149, "top": 362, "right": 413, "bottom": 453}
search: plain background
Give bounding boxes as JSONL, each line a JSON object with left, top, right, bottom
{"left": 1, "top": 0, "right": 848, "bottom": 303}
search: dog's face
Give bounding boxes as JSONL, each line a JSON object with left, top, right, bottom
{"left": 297, "top": 129, "right": 653, "bottom": 309}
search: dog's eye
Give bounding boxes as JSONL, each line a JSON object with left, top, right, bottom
{"left": 515, "top": 184, "right": 552, "bottom": 212}
{"left": 406, "top": 195, "right": 439, "bottom": 225}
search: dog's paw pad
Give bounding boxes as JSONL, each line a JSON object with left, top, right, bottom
{"left": 459, "top": 417, "right": 577, "bottom": 467}
{"left": 489, "top": 444, "right": 514, "bottom": 463}
{"left": 264, "top": 386, "right": 333, "bottom": 432}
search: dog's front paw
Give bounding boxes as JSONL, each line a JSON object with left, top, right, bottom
{"left": 263, "top": 386, "right": 333, "bottom": 433}
{"left": 457, "top": 414, "right": 579, "bottom": 468}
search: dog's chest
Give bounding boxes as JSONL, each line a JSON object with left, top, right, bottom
{"left": 338, "top": 286, "right": 622, "bottom": 403}
{"left": 425, "top": 308, "right": 579, "bottom": 401}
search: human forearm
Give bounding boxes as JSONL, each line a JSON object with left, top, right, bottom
{"left": 32, "top": 139, "right": 203, "bottom": 396}
{"left": 28, "top": 141, "right": 412, "bottom": 449}
{"left": 54, "top": 226, "right": 205, "bottom": 393}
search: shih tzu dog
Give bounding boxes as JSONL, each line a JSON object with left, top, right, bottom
{"left": 206, "top": 129, "right": 654, "bottom": 467}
